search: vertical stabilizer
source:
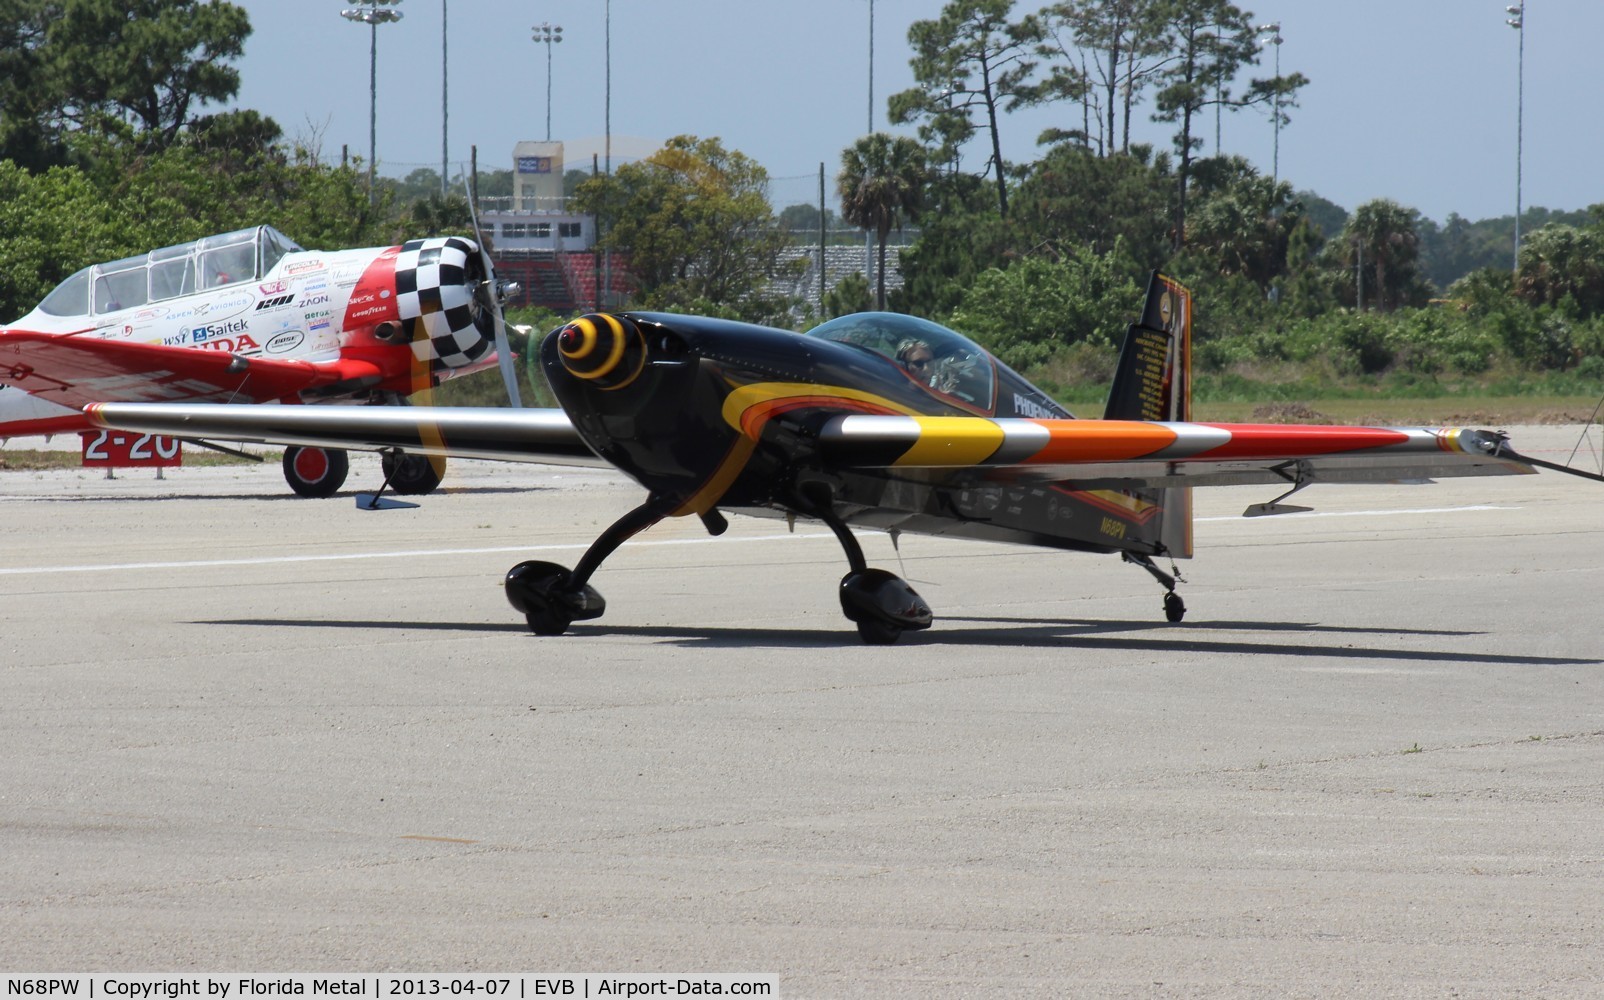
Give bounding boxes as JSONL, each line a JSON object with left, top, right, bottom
{"left": 1105, "top": 272, "right": 1194, "bottom": 557}
{"left": 1104, "top": 271, "right": 1192, "bottom": 423}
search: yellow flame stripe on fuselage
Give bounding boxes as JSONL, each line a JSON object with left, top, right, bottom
{"left": 669, "top": 381, "right": 923, "bottom": 518}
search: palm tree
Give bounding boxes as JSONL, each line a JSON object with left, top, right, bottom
{"left": 837, "top": 133, "right": 928, "bottom": 310}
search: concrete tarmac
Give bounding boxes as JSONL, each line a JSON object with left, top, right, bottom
{"left": 1, "top": 428, "right": 1601, "bottom": 996}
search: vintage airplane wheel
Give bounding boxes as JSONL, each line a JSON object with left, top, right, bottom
{"left": 855, "top": 618, "right": 904, "bottom": 645}
{"left": 505, "top": 560, "right": 606, "bottom": 636}
{"left": 282, "top": 446, "right": 349, "bottom": 498}
{"left": 1164, "top": 591, "right": 1186, "bottom": 623}
{"left": 839, "top": 568, "right": 932, "bottom": 645}
{"left": 382, "top": 452, "right": 445, "bottom": 495}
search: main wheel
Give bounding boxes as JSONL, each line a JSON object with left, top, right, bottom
{"left": 282, "top": 446, "right": 349, "bottom": 498}
{"left": 381, "top": 452, "right": 446, "bottom": 495}
{"left": 505, "top": 560, "right": 607, "bottom": 636}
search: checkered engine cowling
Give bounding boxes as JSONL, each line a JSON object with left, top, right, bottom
{"left": 391, "top": 237, "right": 496, "bottom": 372}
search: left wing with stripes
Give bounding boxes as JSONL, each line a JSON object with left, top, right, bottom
{"left": 815, "top": 416, "right": 1540, "bottom": 489}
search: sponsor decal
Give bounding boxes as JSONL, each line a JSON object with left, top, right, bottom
{"left": 1013, "top": 393, "right": 1060, "bottom": 419}
{"left": 257, "top": 294, "right": 295, "bottom": 311}
{"left": 297, "top": 293, "right": 329, "bottom": 307}
{"left": 348, "top": 303, "right": 392, "bottom": 322}
{"left": 265, "top": 330, "right": 306, "bottom": 355}
{"left": 194, "top": 334, "right": 261, "bottom": 354}
{"left": 329, "top": 264, "right": 364, "bottom": 287}
{"left": 192, "top": 293, "right": 254, "bottom": 319}
{"left": 348, "top": 289, "right": 380, "bottom": 307}
{"left": 186, "top": 318, "right": 250, "bottom": 342}
{"left": 132, "top": 306, "right": 170, "bottom": 321}
{"left": 259, "top": 279, "right": 289, "bottom": 295}
{"left": 285, "top": 258, "right": 326, "bottom": 275}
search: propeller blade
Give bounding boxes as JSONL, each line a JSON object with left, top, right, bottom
{"left": 465, "top": 179, "right": 523, "bottom": 408}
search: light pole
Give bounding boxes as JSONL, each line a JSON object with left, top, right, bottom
{"left": 532, "top": 22, "right": 563, "bottom": 142}
{"left": 864, "top": 0, "right": 875, "bottom": 292}
{"left": 1258, "top": 22, "right": 1282, "bottom": 186}
{"left": 1507, "top": 2, "right": 1525, "bottom": 271}
{"left": 441, "top": 0, "right": 447, "bottom": 195}
{"left": 340, "top": 0, "right": 404, "bottom": 202}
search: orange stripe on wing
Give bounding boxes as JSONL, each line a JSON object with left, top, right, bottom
{"left": 1024, "top": 420, "right": 1181, "bottom": 463}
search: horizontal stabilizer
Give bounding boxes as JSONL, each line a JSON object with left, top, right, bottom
{"left": 1243, "top": 502, "right": 1314, "bottom": 518}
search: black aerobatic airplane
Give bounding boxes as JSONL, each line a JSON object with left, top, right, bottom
{"left": 87, "top": 274, "right": 1603, "bottom": 643}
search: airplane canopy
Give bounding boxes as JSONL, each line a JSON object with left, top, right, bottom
{"left": 33, "top": 226, "right": 304, "bottom": 319}
{"left": 805, "top": 312, "right": 996, "bottom": 411}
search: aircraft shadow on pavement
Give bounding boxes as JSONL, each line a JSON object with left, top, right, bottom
{"left": 195, "top": 616, "right": 1602, "bottom": 664}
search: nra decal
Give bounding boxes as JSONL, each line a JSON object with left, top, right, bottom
{"left": 194, "top": 334, "right": 261, "bottom": 354}
{"left": 265, "top": 330, "right": 306, "bottom": 355}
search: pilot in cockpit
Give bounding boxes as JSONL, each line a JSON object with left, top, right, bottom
{"left": 896, "top": 338, "right": 935, "bottom": 380}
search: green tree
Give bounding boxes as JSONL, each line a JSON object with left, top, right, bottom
{"left": 0, "top": 1, "right": 63, "bottom": 169}
{"left": 946, "top": 246, "right": 1141, "bottom": 370}
{"left": 1183, "top": 155, "right": 1302, "bottom": 291}
{"left": 1324, "top": 198, "right": 1432, "bottom": 312}
{"left": 44, "top": 0, "right": 252, "bottom": 150}
{"left": 1011, "top": 142, "right": 1173, "bottom": 266}
{"left": 573, "top": 135, "right": 796, "bottom": 319}
{"left": 0, "top": 159, "right": 126, "bottom": 318}
{"left": 838, "top": 133, "right": 928, "bottom": 310}
{"left": 1514, "top": 224, "right": 1604, "bottom": 318}
{"left": 1150, "top": 0, "right": 1306, "bottom": 249}
{"left": 824, "top": 272, "right": 874, "bottom": 319}
{"left": 1038, "top": 0, "right": 1170, "bottom": 156}
{"left": 889, "top": 0, "right": 1047, "bottom": 218}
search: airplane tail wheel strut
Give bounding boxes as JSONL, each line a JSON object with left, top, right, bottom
{"left": 1124, "top": 551, "right": 1187, "bottom": 623}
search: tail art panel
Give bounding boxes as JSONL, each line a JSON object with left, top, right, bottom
{"left": 1104, "top": 272, "right": 1194, "bottom": 557}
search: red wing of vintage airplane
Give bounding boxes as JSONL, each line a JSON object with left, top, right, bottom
{"left": 0, "top": 225, "right": 519, "bottom": 496}
{"left": 84, "top": 273, "right": 1603, "bottom": 643}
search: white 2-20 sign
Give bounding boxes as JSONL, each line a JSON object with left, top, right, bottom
{"left": 81, "top": 430, "right": 182, "bottom": 467}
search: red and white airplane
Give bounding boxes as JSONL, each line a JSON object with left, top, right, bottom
{"left": 0, "top": 224, "right": 519, "bottom": 495}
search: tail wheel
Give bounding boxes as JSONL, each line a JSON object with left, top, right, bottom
{"left": 1164, "top": 591, "right": 1186, "bottom": 623}
{"left": 282, "top": 446, "right": 349, "bottom": 498}
{"left": 381, "top": 452, "right": 446, "bottom": 495}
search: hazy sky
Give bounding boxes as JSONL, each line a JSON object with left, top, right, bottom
{"left": 231, "top": 0, "right": 1602, "bottom": 224}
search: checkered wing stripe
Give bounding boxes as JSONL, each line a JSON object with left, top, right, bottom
{"left": 391, "top": 236, "right": 495, "bottom": 370}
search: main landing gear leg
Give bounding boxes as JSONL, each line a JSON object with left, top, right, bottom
{"left": 1123, "top": 551, "right": 1187, "bottom": 623}
{"left": 802, "top": 487, "right": 932, "bottom": 645}
{"left": 504, "top": 496, "right": 674, "bottom": 635}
